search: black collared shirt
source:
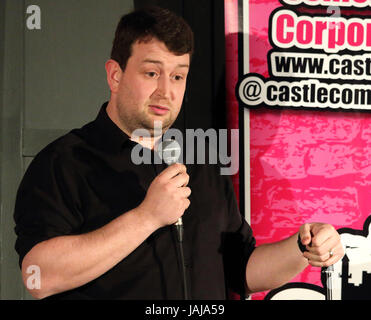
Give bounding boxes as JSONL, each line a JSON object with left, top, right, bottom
{"left": 14, "top": 103, "right": 256, "bottom": 300}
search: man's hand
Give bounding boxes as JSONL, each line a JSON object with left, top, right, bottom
{"left": 299, "top": 223, "right": 344, "bottom": 267}
{"left": 137, "top": 163, "right": 191, "bottom": 229}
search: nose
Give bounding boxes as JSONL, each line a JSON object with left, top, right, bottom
{"left": 154, "top": 75, "right": 171, "bottom": 100}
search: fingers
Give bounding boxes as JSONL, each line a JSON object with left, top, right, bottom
{"left": 157, "top": 163, "right": 189, "bottom": 188}
{"left": 308, "top": 223, "right": 333, "bottom": 247}
{"left": 157, "top": 163, "right": 191, "bottom": 210}
{"left": 142, "top": 163, "right": 191, "bottom": 228}
{"left": 304, "top": 241, "right": 344, "bottom": 267}
{"left": 170, "top": 171, "right": 189, "bottom": 188}
{"left": 299, "top": 223, "right": 312, "bottom": 246}
{"left": 181, "top": 186, "right": 192, "bottom": 198}
{"left": 183, "top": 197, "right": 191, "bottom": 210}
{"left": 300, "top": 223, "right": 344, "bottom": 268}
{"left": 159, "top": 163, "right": 187, "bottom": 180}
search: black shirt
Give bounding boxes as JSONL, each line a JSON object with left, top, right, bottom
{"left": 14, "top": 102, "right": 256, "bottom": 300}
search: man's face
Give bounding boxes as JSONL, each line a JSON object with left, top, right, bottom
{"left": 114, "top": 38, "right": 190, "bottom": 136}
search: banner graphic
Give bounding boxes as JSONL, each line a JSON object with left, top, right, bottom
{"left": 225, "top": 0, "right": 371, "bottom": 299}
{"left": 237, "top": 0, "right": 371, "bottom": 112}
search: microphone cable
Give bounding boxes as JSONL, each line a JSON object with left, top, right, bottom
{"left": 156, "top": 138, "right": 189, "bottom": 300}
{"left": 175, "top": 218, "right": 188, "bottom": 300}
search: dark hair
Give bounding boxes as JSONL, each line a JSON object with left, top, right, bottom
{"left": 110, "top": 6, "right": 194, "bottom": 70}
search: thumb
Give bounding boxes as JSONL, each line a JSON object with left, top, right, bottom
{"left": 299, "top": 223, "right": 312, "bottom": 245}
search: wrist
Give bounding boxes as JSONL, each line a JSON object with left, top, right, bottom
{"left": 133, "top": 206, "right": 161, "bottom": 232}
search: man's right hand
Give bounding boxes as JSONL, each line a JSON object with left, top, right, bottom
{"left": 137, "top": 163, "right": 191, "bottom": 229}
{"left": 21, "top": 163, "right": 191, "bottom": 299}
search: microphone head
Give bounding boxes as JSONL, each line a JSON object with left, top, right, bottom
{"left": 157, "top": 139, "right": 181, "bottom": 165}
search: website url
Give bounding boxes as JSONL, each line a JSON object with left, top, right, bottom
{"left": 238, "top": 75, "right": 371, "bottom": 110}
{"left": 270, "top": 52, "right": 371, "bottom": 81}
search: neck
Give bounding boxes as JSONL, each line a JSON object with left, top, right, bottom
{"left": 106, "top": 99, "right": 164, "bottom": 150}
{"left": 130, "top": 134, "right": 162, "bottom": 150}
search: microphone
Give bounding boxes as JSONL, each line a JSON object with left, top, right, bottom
{"left": 158, "top": 138, "right": 182, "bottom": 166}
{"left": 157, "top": 139, "right": 183, "bottom": 241}
{"left": 156, "top": 138, "right": 188, "bottom": 299}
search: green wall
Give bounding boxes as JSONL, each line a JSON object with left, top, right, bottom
{"left": 0, "top": 0, "right": 134, "bottom": 299}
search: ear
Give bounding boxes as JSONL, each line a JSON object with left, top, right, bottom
{"left": 105, "top": 59, "right": 122, "bottom": 94}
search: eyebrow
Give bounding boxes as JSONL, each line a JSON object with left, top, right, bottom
{"left": 142, "top": 59, "right": 189, "bottom": 69}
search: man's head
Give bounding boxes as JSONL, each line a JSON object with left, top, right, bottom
{"left": 111, "top": 6, "right": 194, "bottom": 72}
{"left": 106, "top": 7, "right": 194, "bottom": 139}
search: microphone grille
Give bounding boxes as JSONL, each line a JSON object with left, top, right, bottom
{"left": 157, "top": 139, "right": 181, "bottom": 165}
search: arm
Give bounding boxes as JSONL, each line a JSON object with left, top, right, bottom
{"left": 22, "top": 163, "right": 191, "bottom": 299}
{"left": 245, "top": 223, "right": 344, "bottom": 294}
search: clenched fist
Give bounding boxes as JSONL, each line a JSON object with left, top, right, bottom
{"left": 137, "top": 163, "right": 191, "bottom": 229}
{"left": 299, "top": 223, "right": 344, "bottom": 267}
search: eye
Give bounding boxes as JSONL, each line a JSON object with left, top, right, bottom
{"left": 146, "top": 71, "right": 158, "bottom": 78}
{"left": 173, "top": 74, "right": 184, "bottom": 81}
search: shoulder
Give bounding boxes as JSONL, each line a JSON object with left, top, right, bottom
{"left": 23, "top": 127, "right": 90, "bottom": 183}
{"left": 34, "top": 130, "right": 82, "bottom": 162}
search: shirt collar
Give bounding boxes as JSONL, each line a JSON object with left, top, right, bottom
{"left": 86, "top": 102, "right": 183, "bottom": 154}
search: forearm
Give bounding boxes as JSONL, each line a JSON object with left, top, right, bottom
{"left": 21, "top": 163, "right": 190, "bottom": 299}
{"left": 22, "top": 207, "right": 158, "bottom": 299}
{"left": 245, "top": 233, "right": 308, "bottom": 294}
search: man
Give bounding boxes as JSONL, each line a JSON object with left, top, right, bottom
{"left": 14, "top": 7, "right": 344, "bottom": 300}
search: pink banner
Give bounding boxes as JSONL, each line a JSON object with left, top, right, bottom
{"left": 226, "top": 0, "right": 371, "bottom": 300}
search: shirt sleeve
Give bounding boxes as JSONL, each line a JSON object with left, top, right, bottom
{"left": 14, "top": 146, "right": 84, "bottom": 268}
{"left": 221, "top": 173, "right": 256, "bottom": 298}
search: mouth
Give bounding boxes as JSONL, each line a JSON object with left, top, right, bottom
{"left": 149, "top": 104, "right": 169, "bottom": 116}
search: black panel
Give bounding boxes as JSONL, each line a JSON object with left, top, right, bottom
{"left": 134, "top": 0, "right": 226, "bottom": 131}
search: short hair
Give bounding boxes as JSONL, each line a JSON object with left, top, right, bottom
{"left": 110, "top": 6, "right": 194, "bottom": 71}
